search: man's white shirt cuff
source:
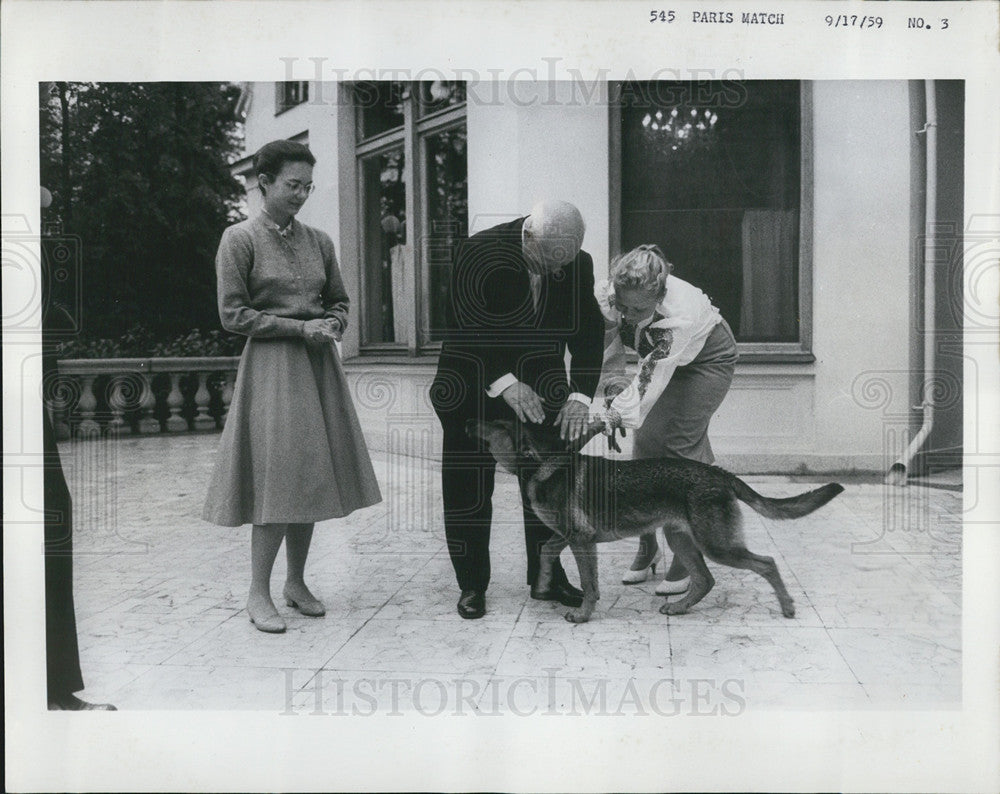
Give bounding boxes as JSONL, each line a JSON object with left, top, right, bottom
{"left": 486, "top": 372, "right": 519, "bottom": 398}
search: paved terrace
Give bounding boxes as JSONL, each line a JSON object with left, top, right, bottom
{"left": 62, "top": 432, "right": 961, "bottom": 715}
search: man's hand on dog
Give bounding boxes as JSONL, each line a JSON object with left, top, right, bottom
{"left": 500, "top": 383, "right": 598, "bottom": 441}
{"left": 501, "top": 382, "right": 546, "bottom": 424}
{"left": 555, "top": 400, "right": 590, "bottom": 441}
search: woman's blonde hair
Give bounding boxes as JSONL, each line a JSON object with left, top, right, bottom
{"left": 609, "top": 244, "right": 673, "bottom": 295}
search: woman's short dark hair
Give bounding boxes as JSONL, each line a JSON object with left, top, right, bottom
{"left": 253, "top": 140, "right": 316, "bottom": 194}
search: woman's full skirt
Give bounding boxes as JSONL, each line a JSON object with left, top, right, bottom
{"left": 202, "top": 337, "right": 382, "bottom": 526}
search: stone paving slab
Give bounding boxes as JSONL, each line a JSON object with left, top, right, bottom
{"left": 62, "top": 434, "right": 962, "bottom": 713}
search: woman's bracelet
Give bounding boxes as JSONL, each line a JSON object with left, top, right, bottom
{"left": 603, "top": 408, "right": 622, "bottom": 436}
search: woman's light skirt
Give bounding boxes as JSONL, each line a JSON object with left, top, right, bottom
{"left": 202, "top": 336, "right": 382, "bottom": 526}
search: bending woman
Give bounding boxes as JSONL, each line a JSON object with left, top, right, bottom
{"left": 591, "top": 244, "right": 737, "bottom": 595}
{"left": 203, "top": 140, "right": 382, "bottom": 633}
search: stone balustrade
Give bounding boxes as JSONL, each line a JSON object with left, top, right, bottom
{"left": 47, "top": 358, "right": 241, "bottom": 440}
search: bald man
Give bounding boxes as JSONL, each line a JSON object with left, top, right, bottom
{"left": 430, "top": 201, "right": 605, "bottom": 619}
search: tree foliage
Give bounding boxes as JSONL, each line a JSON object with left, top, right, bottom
{"left": 39, "top": 82, "right": 246, "bottom": 344}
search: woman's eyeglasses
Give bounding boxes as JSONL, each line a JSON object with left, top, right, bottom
{"left": 283, "top": 180, "right": 315, "bottom": 196}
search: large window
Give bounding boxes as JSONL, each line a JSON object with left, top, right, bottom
{"left": 615, "top": 80, "right": 812, "bottom": 358}
{"left": 348, "top": 80, "right": 467, "bottom": 353}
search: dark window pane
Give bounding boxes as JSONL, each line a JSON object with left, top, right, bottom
{"left": 276, "top": 82, "right": 308, "bottom": 114}
{"left": 422, "top": 125, "right": 467, "bottom": 343}
{"left": 416, "top": 81, "right": 467, "bottom": 117}
{"left": 355, "top": 81, "right": 405, "bottom": 140}
{"left": 361, "top": 148, "right": 406, "bottom": 344}
{"left": 621, "top": 80, "right": 801, "bottom": 342}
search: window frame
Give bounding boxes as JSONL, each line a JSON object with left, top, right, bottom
{"left": 275, "top": 81, "right": 309, "bottom": 116}
{"left": 609, "top": 80, "right": 815, "bottom": 364}
{"left": 341, "top": 82, "right": 467, "bottom": 356}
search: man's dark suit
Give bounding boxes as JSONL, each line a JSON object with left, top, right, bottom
{"left": 41, "top": 253, "right": 85, "bottom": 703}
{"left": 429, "top": 217, "right": 605, "bottom": 592}
{"left": 45, "top": 406, "right": 84, "bottom": 701}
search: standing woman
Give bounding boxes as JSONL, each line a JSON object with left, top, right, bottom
{"left": 203, "top": 140, "right": 382, "bottom": 633}
{"left": 591, "top": 244, "right": 737, "bottom": 596}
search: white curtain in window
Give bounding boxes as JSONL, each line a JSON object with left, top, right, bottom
{"left": 389, "top": 243, "right": 410, "bottom": 344}
{"left": 740, "top": 209, "right": 797, "bottom": 340}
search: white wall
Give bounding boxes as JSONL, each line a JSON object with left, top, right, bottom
{"left": 810, "top": 80, "right": 914, "bottom": 465}
{"left": 467, "top": 81, "right": 610, "bottom": 272}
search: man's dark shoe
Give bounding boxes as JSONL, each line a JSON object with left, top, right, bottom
{"left": 530, "top": 580, "right": 584, "bottom": 608}
{"left": 457, "top": 589, "right": 486, "bottom": 619}
{"left": 49, "top": 693, "right": 117, "bottom": 711}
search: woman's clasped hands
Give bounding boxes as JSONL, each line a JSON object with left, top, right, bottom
{"left": 303, "top": 317, "right": 342, "bottom": 345}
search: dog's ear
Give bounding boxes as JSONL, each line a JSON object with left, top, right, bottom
{"left": 517, "top": 421, "right": 564, "bottom": 458}
{"left": 512, "top": 421, "right": 549, "bottom": 462}
{"left": 479, "top": 421, "right": 520, "bottom": 475}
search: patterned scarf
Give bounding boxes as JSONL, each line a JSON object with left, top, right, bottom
{"left": 636, "top": 325, "right": 674, "bottom": 400}
{"left": 617, "top": 311, "right": 673, "bottom": 400}
{"left": 618, "top": 311, "right": 667, "bottom": 358}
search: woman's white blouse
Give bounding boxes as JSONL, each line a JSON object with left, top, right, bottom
{"left": 590, "top": 275, "right": 722, "bottom": 429}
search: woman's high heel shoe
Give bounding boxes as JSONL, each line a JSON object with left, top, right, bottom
{"left": 655, "top": 576, "right": 691, "bottom": 596}
{"left": 622, "top": 549, "right": 663, "bottom": 584}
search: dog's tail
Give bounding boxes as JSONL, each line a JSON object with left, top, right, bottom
{"left": 732, "top": 478, "right": 844, "bottom": 520}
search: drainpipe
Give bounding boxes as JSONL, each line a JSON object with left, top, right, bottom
{"left": 887, "top": 80, "right": 937, "bottom": 486}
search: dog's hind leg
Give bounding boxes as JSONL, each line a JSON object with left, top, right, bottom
{"left": 564, "top": 539, "right": 600, "bottom": 623}
{"left": 690, "top": 495, "right": 796, "bottom": 618}
{"left": 704, "top": 547, "right": 795, "bottom": 618}
{"left": 658, "top": 529, "right": 715, "bottom": 615}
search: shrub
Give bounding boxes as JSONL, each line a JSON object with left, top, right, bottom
{"left": 58, "top": 325, "right": 245, "bottom": 359}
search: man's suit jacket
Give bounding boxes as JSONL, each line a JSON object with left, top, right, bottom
{"left": 431, "top": 217, "right": 605, "bottom": 422}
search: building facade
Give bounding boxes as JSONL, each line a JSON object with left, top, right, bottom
{"left": 232, "top": 79, "right": 963, "bottom": 474}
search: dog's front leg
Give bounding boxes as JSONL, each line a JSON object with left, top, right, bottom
{"left": 536, "top": 535, "right": 567, "bottom": 595}
{"left": 565, "top": 540, "right": 599, "bottom": 623}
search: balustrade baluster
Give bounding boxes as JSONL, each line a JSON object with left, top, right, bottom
{"left": 46, "top": 371, "right": 78, "bottom": 441}
{"left": 193, "top": 371, "right": 215, "bottom": 430}
{"left": 75, "top": 375, "right": 101, "bottom": 438}
{"left": 106, "top": 375, "right": 131, "bottom": 436}
{"left": 165, "top": 372, "right": 188, "bottom": 432}
{"left": 137, "top": 372, "right": 160, "bottom": 433}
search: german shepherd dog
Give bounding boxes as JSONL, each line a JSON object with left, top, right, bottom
{"left": 467, "top": 419, "right": 844, "bottom": 623}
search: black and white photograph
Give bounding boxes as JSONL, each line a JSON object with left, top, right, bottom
{"left": 4, "top": 1, "right": 999, "bottom": 791}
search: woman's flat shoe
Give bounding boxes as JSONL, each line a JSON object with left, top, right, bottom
{"left": 248, "top": 604, "right": 286, "bottom": 633}
{"left": 655, "top": 576, "right": 691, "bottom": 596}
{"left": 622, "top": 549, "right": 663, "bottom": 584}
{"left": 283, "top": 588, "right": 326, "bottom": 617}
